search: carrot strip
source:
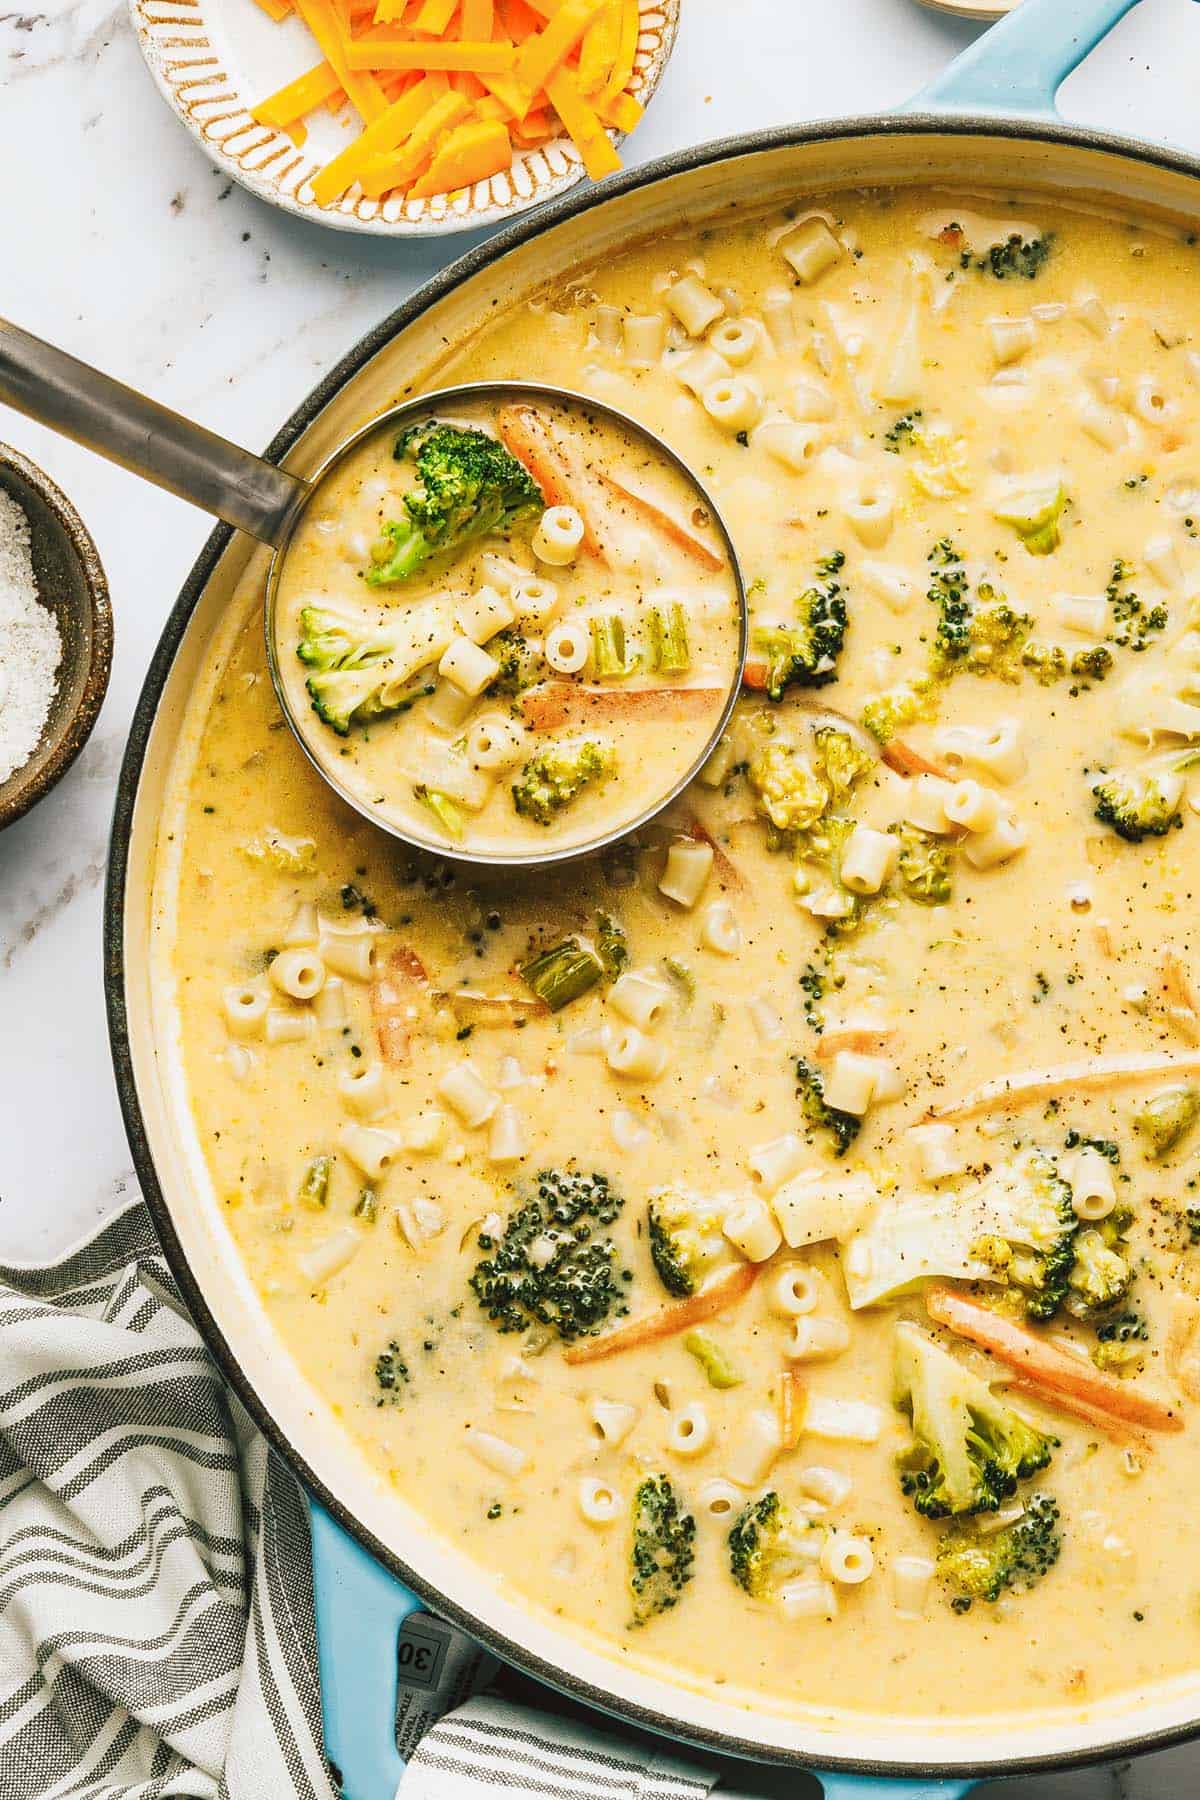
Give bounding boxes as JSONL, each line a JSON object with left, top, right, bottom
{"left": 408, "top": 117, "right": 512, "bottom": 196}
{"left": 520, "top": 683, "right": 726, "bottom": 734}
{"left": 925, "top": 1285, "right": 1185, "bottom": 1434}
{"left": 249, "top": 0, "right": 293, "bottom": 20}
{"left": 495, "top": 405, "right": 607, "bottom": 559}
{"left": 461, "top": 0, "right": 493, "bottom": 30}
{"left": 598, "top": 470, "right": 725, "bottom": 571}
{"left": 253, "top": 59, "right": 342, "bottom": 127}
{"left": 777, "top": 1370, "right": 805, "bottom": 1451}
{"left": 680, "top": 808, "right": 743, "bottom": 890}
{"left": 371, "top": 944, "right": 429, "bottom": 1064}
{"left": 310, "top": 72, "right": 448, "bottom": 204}
{"left": 345, "top": 35, "right": 515, "bottom": 66}
{"left": 563, "top": 1263, "right": 760, "bottom": 1365}
{"left": 925, "top": 1050, "right": 1200, "bottom": 1123}
{"left": 546, "top": 66, "right": 619, "bottom": 179}
{"left": 294, "top": 0, "right": 389, "bottom": 122}
{"left": 880, "top": 739, "right": 949, "bottom": 780}
{"left": 516, "top": 0, "right": 604, "bottom": 92}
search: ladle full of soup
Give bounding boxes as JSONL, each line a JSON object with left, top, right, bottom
{"left": 0, "top": 325, "right": 746, "bottom": 863}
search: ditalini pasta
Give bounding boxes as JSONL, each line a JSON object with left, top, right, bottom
{"left": 171, "top": 184, "right": 1200, "bottom": 1735}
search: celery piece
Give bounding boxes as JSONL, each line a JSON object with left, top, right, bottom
{"left": 647, "top": 602, "right": 691, "bottom": 674}
{"left": 414, "top": 784, "right": 465, "bottom": 839}
{"left": 590, "top": 614, "right": 639, "bottom": 679}
{"left": 520, "top": 937, "right": 605, "bottom": 1011}
{"left": 299, "top": 1155, "right": 332, "bottom": 1209}
{"left": 683, "top": 1329, "right": 742, "bottom": 1389}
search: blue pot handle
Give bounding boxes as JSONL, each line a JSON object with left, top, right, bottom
{"left": 310, "top": 1499, "right": 419, "bottom": 1799}
{"left": 906, "top": 0, "right": 1141, "bottom": 118}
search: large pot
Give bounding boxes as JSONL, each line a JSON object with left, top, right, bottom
{"left": 104, "top": 3, "right": 1200, "bottom": 1794}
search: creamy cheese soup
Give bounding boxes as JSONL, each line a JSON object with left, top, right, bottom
{"left": 274, "top": 395, "right": 741, "bottom": 856}
{"left": 166, "top": 188, "right": 1200, "bottom": 1731}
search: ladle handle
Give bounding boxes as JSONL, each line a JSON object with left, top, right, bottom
{"left": 0, "top": 316, "right": 307, "bottom": 547}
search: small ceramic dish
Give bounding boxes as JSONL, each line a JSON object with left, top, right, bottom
{"left": 129, "top": 0, "right": 679, "bottom": 237}
{"left": 0, "top": 446, "right": 113, "bottom": 832}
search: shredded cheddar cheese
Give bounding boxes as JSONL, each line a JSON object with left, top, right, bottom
{"left": 247, "top": 0, "right": 649, "bottom": 210}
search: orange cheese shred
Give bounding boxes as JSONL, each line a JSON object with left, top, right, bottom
{"left": 407, "top": 116, "right": 512, "bottom": 196}
{"left": 253, "top": 59, "right": 342, "bottom": 127}
{"left": 248, "top": 0, "right": 647, "bottom": 208}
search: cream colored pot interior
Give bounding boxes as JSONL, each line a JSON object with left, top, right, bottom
{"left": 124, "top": 128, "right": 1200, "bottom": 1773}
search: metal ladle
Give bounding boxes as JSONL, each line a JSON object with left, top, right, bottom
{"left": 0, "top": 319, "right": 747, "bottom": 866}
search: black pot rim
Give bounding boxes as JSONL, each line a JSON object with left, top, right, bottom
{"left": 104, "top": 108, "right": 1200, "bottom": 1782}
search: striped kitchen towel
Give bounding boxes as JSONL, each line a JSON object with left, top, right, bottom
{"left": 401, "top": 1695, "right": 720, "bottom": 1800}
{"left": 0, "top": 1199, "right": 336, "bottom": 1800}
{"left": 0, "top": 1199, "right": 737, "bottom": 1800}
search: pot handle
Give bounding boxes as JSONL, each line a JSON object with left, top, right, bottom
{"left": 310, "top": 1499, "right": 419, "bottom": 1799}
{"left": 905, "top": 0, "right": 1141, "bottom": 118}
{"left": 0, "top": 315, "right": 306, "bottom": 547}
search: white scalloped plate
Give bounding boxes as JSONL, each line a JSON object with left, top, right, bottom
{"left": 129, "top": 0, "right": 679, "bottom": 236}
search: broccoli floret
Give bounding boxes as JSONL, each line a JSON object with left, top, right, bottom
{"left": 747, "top": 726, "right": 874, "bottom": 837}
{"left": 630, "top": 1474, "right": 696, "bottom": 1625}
{"left": 296, "top": 601, "right": 441, "bottom": 734}
{"left": 961, "top": 233, "right": 1053, "bottom": 280}
{"left": 1065, "top": 1204, "right": 1135, "bottom": 1320}
{"left": 893, "top": 823, "right": 954, "bottom": 907}
{"left": 1132, "top": 1085, "right": 1200, "bottom": 1160}
{"left": 1092, "top": 767, "right": 1184, "bottom": 841}
{"left": 813, "top": 725, "right": 876, "bottom": 804}
{"left": 511, "top": 741, "right": 615, "bottom": 825}
{"left": 861, "top": 676, "right": 938, "bottom": 744}
{"left": 728, "top": 1492, "right": 821, "bottom": 1598}
{"left": 596, "top": 912, "right": 628, "bottom": 980}
{"left": 1092, "top": 1309, "right": 1149, "bottom": 1375}
{"left": 748, "top": 741, "right": 831, "bottom": 834}
{"left": 647, "top": 1186, "right": 727, "bottom": 1297}
{"left": 1106, "top": 560, "right": 1169, "bottom": 651}
{"left": 487, "top": 628, "right": 543, "bottom": 698}
{"left": 374, "top": 1340, "right": 410, "bottom": 1406}
{"left": 844, "top": 1150, "right": 1077, "bottom": 1314}
{"left": 973, "top": 1150, "right": 1079, "bottom": 1322}
{"left": 795, "top": 1057, "right": 860, "bottom": 1156}
{"left": 366, "top": 420, "right": 542, "bottom": 586}
{"left": 520, "top": 936, "right": 604, "bottom": 1010}
{"left": 884, "top": 409, "right": 923, "bottom": 451}
{"left": 894, "top": 1322, "right": 1055, "bottom": 1519}
{"left": 800, "top": 962, "right": 825, "bottom": 1032}
{"left": 468, "top": 1169, "right": 626, "bottom": 1341}
{"left": 751, "top": 552, "right": 848, "bottom": 698}
{"left": 937, "top": 1492, "right": 1062, "bottom": 1607}
{"left": 926, "top": 543, "right": 1032, "bottom": 682}
{"left": 994, "top": 482, "right": 1067, "bottom": 556}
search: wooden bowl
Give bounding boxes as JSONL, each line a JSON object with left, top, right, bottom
{"left": 0, "top": 445, "right": 113, "bottom": 831}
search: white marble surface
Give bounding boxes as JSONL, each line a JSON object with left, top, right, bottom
{"left": 4, "top": 0, "right": 1200, "bottom": 1791}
